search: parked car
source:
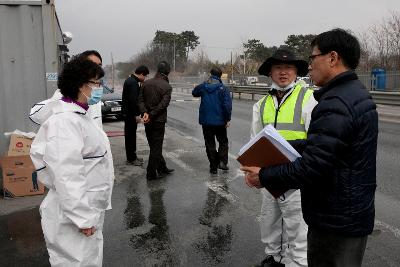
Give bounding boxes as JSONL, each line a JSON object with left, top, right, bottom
{"left": 101, "top": 92, "right": 123, "bottom": 120}
{"left": 297, "top": 76, "right": 318, "bottom": 88}
{"left": 238, "top": 76, "right": 259, "bottom": 86}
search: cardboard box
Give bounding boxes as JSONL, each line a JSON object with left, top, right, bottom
{"left": 8, "top": 134, "right": 34, "bottom": 156}
{"left": 0, "top": 155, "right": 44, "bottom": 197}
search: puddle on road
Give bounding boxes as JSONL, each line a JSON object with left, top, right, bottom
{"left": 124, "top": 185, "right": 179, "bottom": 266}
{"left": 120, "top": 171, "right": 237, "bottom": 266}
{"left": 193, "top": 183, "right": 233, "bottom": 265}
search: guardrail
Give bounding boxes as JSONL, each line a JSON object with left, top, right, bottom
{"left": 170, "top": 82, "right": 195, "bottom": 90}
{"left": 229, "top": 85, "right": 400, "bottom": 106}
{"left": 171, "top": 83, "right": 400, "bottom": 106}
{"left": 369, "top": 91, "right": 400, "bottom": 106}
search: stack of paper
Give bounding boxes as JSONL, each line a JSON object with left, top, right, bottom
{"left": 237, "top": 124, "right": 301, "bottom": 198}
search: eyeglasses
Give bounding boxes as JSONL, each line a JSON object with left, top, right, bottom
{"left": 308, "top": 52, "right": 329, "bottom": 64}
{"left": 87, "top": 80, "right": 102, "bottom": 86}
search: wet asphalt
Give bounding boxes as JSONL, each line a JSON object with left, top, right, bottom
{"left": 102, "top": 123, "right": 264, "bottom": 266}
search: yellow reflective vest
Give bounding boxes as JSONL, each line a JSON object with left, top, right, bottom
{"left": 259, "top": 84, "right": 314, "bottom": 140}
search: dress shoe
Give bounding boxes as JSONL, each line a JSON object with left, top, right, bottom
{"left": 127, "top": 159, "right": 143, "bottom": 166}
{"left": 146, "top": 173, "right": 165, "bottom": 180}
{"left": 256, "top": 255, "right": 284, "bottom": 267}
{"left": 210, "top": 168, "right": 217, "bottom": 174}
{"left": 160, "top": 168, "right": 174, "bottom": 174}
{"left": 218, "top": 162, "right": 229, "bottom": 170}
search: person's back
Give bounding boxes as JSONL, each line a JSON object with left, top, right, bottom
{"left": 193, "top": 76, "right": 231, "bottom": 126}
{"left": 138, "top": 61, "right": 174, "bottom": 180}
{"left": 192, "top": 67, "right": 232, "bottom": 174}
{"left": 140, "top": 74, "right": 172, "bottom": 123}
{"left": 122, "top": 75, "right": 140, "bottom": 117}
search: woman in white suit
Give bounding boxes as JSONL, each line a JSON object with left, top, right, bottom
{"left": 30, "top": 58, "right": 114, "bottom": 266}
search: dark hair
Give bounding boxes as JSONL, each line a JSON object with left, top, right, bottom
{"left": 77, "top": 50, "right": 102, "bottom": 64}
{"left": 58, "top": 58, "right": 105, "bottom": 100}
{"left": 210, "top": 67, "right": 222, "bottom": 78}
{"left": 135, "top": 65, "right": 150, "bottom": 75}
{"left": 157, "top": 61, "right": 171, "bottom": 75}
{"left": 311, "top": 28, "right": 360, "bottom": 70}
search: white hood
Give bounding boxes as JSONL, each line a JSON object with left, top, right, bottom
{"left": 29, "top": 90, "right": 88, "bottom": 125}
{"left": 29, "top": 90, "right": 63, "bottom": 125}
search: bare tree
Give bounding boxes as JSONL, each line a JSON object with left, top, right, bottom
{"left": 358, "top": 31, "right": 373, "bottom": 71}
{"left": 387, "top": 11, "right": 400, "bottom": 69}
{"left": 370, "top": 20, "right": 390, "bottom": 68}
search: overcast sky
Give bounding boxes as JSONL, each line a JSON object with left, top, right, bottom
{"left": 55, "top": 0, "right": 400, "bottom": 65}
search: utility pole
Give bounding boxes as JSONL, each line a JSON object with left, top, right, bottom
{"left": 231, "top": 51, "right": 234, "bottom": 83}
{"left": 173, "top": 39, "right": 176, "bottom": 72}
{"left": 243, "top": 52, "right": 246, "bottom": 75}
{"left": 111, "top": 52, "right": 115, "bottom": 90}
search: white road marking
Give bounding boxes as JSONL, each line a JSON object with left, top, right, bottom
{"left": 206, "top": 181, "right": 238, "bottom": 203}
{"left": 228, "top": 153, "right": 237, "bottom": 160}
{"left": 165, "top": 151, "right": 194, "bottom": 172}
{"left": 227, "top": 168, "right": 245, "bottom": 183}
{"left": 375, "top": 219, "right": 400, "bottom": 239}
{"left": 172, "top": 98, "right": 200, "bottom": 102}
{"left": 183, "top": 135, "right": 203, "bottom": 143}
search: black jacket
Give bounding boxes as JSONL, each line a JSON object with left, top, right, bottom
{"left": 122, "top": 75, "right": 141, "bottom": 118}
{"left": 138, "top": 73, "right": 172, "bottom": 123}
{"left": 260, "top": 71, "right": 378, "bottom": 236}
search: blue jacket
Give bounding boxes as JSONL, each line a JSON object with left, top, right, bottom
{"left": 192, "top": 76, "right": 232, "bottom": 126}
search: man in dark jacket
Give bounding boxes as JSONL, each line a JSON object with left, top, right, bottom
{"left": 138, "top": 61, "right": 174, "bottom": 180}
{"left": 122, "top": 65, "right": 149, "bottom": 166}
{"left": 241, "top": 28, "right": 378, "bottom": 267}
{"left": 192, "top": 67, "right": 232, "bottom": 174}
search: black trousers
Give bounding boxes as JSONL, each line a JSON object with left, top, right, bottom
{"left": 144, "top": 121, "right": 167, "bottom": 175}
{"left": 124, "top": 118, "right": 138, "bottom": 162}
{"left": 307, "top": 227, "right": 368, "bottom": 267}
{"left": 202, "top": 125, "right": 229, "bottom": 169}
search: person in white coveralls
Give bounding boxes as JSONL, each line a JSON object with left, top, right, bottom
{"left": 29, "top": 57, "right": 114, "bottom": 266}
{"left": 247, "top": 49, "right": 317, "bottom": 267}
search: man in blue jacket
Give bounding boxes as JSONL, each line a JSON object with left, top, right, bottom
{"left": 192, "top": 67, "right": 232, "bottom": 174}
{"left": 242, "top": 28, "right": 378, "bottom": 267}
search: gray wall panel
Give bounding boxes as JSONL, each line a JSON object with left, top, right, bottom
{"left": 0, "top": 1, "right": 64, "bottom": 155}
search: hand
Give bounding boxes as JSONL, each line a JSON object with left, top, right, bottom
{"left": 142, "top": 113, "right": 150, "bottom": 123}
{"left": 240, "top": 166, "right": 262, "bottom": 188}
{"left": 225, "top": 121, "right": 230, "bottom": 128}
{"left": 79, "top": 227, "right": 96, "bottom": 237}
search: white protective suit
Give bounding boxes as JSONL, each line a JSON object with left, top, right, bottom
{"left": 44, "top": 89, "right": 103, "bottom": 128}
{"left": 29, "top": 98, "right": 114, "bottom": 267}
{"left": 251, "top": 84, "right": 317, "bottom": 267}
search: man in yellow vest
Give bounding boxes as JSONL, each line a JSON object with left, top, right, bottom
{"left": 251, "top": 49, "right": 317, "bottom": 267}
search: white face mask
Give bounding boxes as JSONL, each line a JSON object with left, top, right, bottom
{"left": 270, "top": 81, "right": 296, "bottom": 92}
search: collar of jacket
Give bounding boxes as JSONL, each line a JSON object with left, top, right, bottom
{"left": 131, "top": 74, "right": 141, "bottom": 83}
{"left": 209, "top": 75, "right": 222, "bottom": 83}
{"left": 155, "top": 72, "right": 169, "bottom": 83}
{"left": 313, "top": 70, "right": 358, "bottom": 101}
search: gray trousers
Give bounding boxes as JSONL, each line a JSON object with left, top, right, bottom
{"left": 307, "top": 227, "right": 368, "bottom": 267}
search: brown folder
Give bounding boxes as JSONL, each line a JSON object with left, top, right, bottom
{"left": 237, "top": 136, "right": 290, "bottom": 198}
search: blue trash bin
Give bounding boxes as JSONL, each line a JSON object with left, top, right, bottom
{"left": 371, "top": 68, "right": 386, "bottom": 90}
